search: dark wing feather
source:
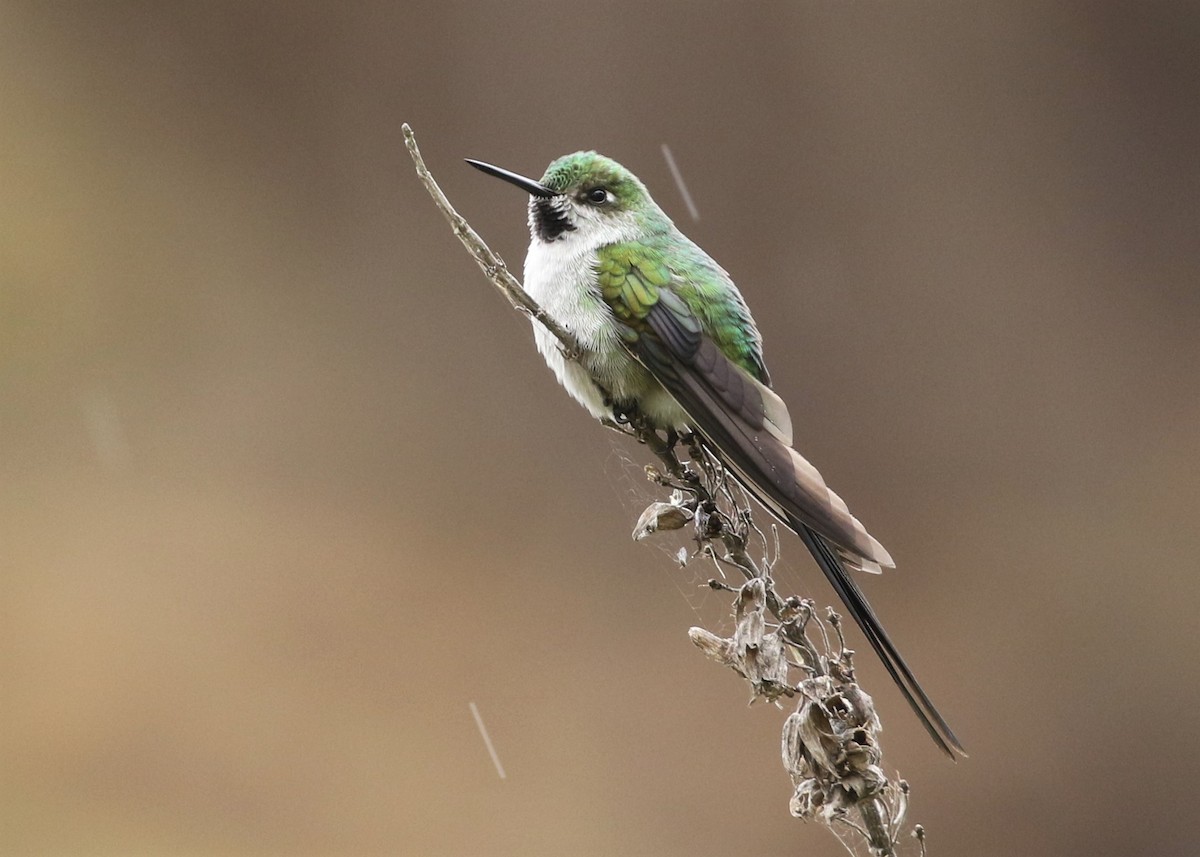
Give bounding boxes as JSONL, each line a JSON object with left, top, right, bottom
{"left": 634, "top": 293, "right": 965, "bottom": 758}
{"left": 643, "top": 295, "right": 891, "bottom": 568}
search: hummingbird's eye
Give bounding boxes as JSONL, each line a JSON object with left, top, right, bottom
{"left": 586, "top": 187, "right": 611, "bottom": 205}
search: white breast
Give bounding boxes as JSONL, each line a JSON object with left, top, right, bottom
{"left": 521, "top": 216, "right": 690, "bottom": 428}
{"left": 523, "top": 234, "right": 620, "bottom": 420}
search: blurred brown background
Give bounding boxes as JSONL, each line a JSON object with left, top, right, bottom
{"left": 2, "top": 2, "right": 1199, "bottom": 855}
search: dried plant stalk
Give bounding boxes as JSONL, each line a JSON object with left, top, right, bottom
{"left": 403, "top": 123, "right": 928, "bottom": 856}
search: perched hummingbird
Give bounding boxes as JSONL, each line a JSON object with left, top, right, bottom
{"left": 466, "top": 152, "right": 963, "bottom": 758}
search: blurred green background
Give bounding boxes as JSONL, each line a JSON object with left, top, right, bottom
{"left": 3, "top": 2, "right": 1199, "bottom": 855}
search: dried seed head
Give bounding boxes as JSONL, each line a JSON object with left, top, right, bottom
{"left": 632, "top": 490, "right": 694, "bottom": 540}
{"left": 783, "top": 672, "right": 888, "bottom": 824}
{"left": 688, "top": 626, "right": 733, "bottom": 664}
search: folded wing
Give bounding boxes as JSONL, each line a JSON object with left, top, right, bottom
{"left": 599, "top": 244, "right": 963, "bottom": 757}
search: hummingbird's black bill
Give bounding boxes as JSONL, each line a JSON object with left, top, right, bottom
{"left": 465, "top": 158, "right": 557, "bottom": 198}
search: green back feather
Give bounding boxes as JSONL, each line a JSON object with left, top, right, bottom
{"left": 597, "top": 237, "right": 769, "bottom": 385}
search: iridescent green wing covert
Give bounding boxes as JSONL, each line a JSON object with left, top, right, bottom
{"left": 596, "top": 240, "right": 800, "bottom": 473}
{"left": 597, "top": 243, "right": 769, "bottom": 383}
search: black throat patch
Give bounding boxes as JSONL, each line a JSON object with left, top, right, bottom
{"left": 531, "top": 198, "right": 575, "bottom": 242}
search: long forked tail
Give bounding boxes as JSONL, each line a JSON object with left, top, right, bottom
{"left": 793, "top": 520, "right": 966, "bottom": 759}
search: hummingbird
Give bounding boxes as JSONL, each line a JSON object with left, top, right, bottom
{"left": 466, "top": 152, "right": 963, "bottom": 758}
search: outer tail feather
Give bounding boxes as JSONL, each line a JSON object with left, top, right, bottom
{"left": 793, "top": 521, "right": 966, "bottom": 759}
{"left": 677, "top": 385, "right": 967, "bottom": 757}
{"left": 654, "top": 364, "right": 965, "bottom": 755}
